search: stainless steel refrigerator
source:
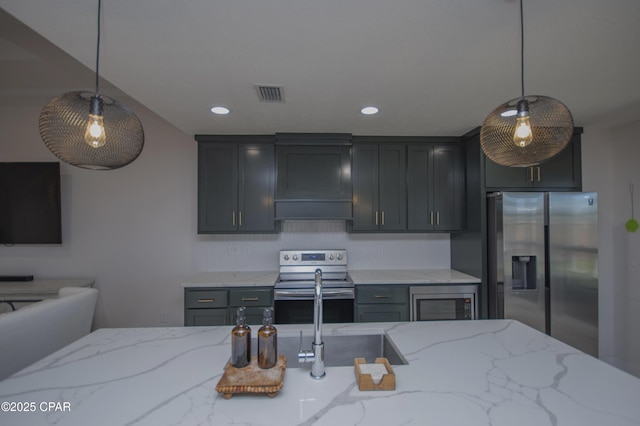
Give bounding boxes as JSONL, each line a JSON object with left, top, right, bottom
{"left": 487, "top": 192, "right": 598, "bottom": 357}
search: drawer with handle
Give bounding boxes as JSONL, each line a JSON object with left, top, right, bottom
{"left": 229, "top": 288, "right": 273, "bottom": 307}
{"left": 185, "top": 289, "right": 228, "bottom": 309}
{"left": 356, "top": 285, "right": 408, "bottom": 304}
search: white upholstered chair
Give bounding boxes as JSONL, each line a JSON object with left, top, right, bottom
{"left": 0, "top": 286, "right": 98, "bottom": 381}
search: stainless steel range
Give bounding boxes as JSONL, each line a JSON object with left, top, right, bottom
{"left": 274, "top": 249, "right": 354, "bottom": 324}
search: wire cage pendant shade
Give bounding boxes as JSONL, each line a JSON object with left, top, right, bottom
{"left": 480, "top": 95, "right": 574, "bottom": 167}
{"left": 480, "top": 0, "right": 573, "bottom": 167}
{"left": 39, "top": 92, "right": 144, "bottom": 170}
{"left": 38, "top": 0, "right": 144, "bottom": 170}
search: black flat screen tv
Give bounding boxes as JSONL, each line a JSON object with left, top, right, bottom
{"left": 0, "top": 162, "right": 62, "bottom": 244}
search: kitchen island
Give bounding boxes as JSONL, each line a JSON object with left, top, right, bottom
{"left": 1, "top": 320, "right": 639, "bottom": 426}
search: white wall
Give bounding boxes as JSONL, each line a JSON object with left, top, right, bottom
{"left": 608, "top": 120, "right": 640, "bottom": 377}
{"left": 193, "top": 221, "right": 450, "bottom": 272}
{"left": 0, "top": 94, "right": 196, "bottom": 328}
{"left": 0, "top": 92, "right": 450, "bottom": 330}
{"left": 582, "top": 104, "right": 640, "bottom": 377}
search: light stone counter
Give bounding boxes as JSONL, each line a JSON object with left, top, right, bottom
{"left": 349, "top": 268, "right": 480, "bottom": 284}
{"left": 1, "top": 320, "right": 639, "bottom": 426}
{"left": 181, "top": 271, "right": 279, "bottom": 288}
{"left": 181, "top": 269, "right": 480, "bottom": 288}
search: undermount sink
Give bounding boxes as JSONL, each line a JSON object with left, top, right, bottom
{"left": 276, "top": 333, "right": 408, "bottom": 368}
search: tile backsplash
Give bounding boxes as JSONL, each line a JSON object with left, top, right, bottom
{"left": 192, "top": 220, "right": 450, "bottom": 272}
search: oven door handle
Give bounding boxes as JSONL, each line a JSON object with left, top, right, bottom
{"left": 323, "top": 289, "right": 355, "bottom": 299}
{"left": 274, "top": 290, "right": 311, "bottom": 299}
{"left": 274, "top": 288, "right": 354, "bottom": 300}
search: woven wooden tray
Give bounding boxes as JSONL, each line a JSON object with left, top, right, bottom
{"left": 216, "top": 355, "right": 287, "bottom": 399}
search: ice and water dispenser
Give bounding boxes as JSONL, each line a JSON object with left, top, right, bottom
{"left": 512, "top": 256, "right": 537, "bottom": 290}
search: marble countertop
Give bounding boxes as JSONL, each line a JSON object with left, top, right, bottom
{"left": 181, "top": 271, "right": 280, "bottom": 288}
{"left": 182, "top": 269, "right": 480, "bottom": 288}
{"left": 1, "top": 320, "right": 639, "bottom": 426}
{"left": 348, "top": 268, "right": 480, "bottom": 284}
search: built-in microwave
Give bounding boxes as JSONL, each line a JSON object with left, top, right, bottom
{"left": 410, "top": 285, "right": 478, "bottom": 321}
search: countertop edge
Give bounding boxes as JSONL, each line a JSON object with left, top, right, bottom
{"left": 181, "top": 269, "right": 480, "bottom": 288}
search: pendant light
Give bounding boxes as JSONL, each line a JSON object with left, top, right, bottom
{"left": 39, "top": 0, "right": 144, "bottom": 170}
{"left": 480, "top": 0, "right": 573, "bottom": 168}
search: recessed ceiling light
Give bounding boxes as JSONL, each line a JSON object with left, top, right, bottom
{"left": 210, "top": 106, "right": 230, "bottom": 115}
{"left": 361, "top": 106, "right": 379, "bottom": 115}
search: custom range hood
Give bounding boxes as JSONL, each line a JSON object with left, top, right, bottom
{"left": 275, "top": 133, "right": 353, "bottom": 220}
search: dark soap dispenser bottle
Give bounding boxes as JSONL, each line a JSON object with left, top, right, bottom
{"left": 258, "top": 307, "right": 277, "bottom": 369}
{"left": 231, "top": 307, "right": 251, "bottom": 368}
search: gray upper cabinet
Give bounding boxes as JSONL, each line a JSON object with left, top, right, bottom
{"left": 197, "top": 136, "right": 276, "bottom": 233}
{"left": 379, "top": 145, "right": 408, "bottom": 231}
{"left": 351, "top": 143, "right": 407, "bottom": 232}
{"left": 484, "top": 133, "right": 582, "bottom": 191}
{"left": 198, "top": 142, "right": 237, "bottom": 233}
{"left": 275, "top": 133, "right": 353, "bottom": 220}
{"left": 407, "top": 144, "right": 464, "bottom": 231}
{"left": 196, "top": 133, "right": 466, "bottom": 235}
{"left": 275, "top": 145, "right": 351, "bottom": 200}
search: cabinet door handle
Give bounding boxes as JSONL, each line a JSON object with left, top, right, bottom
{"left": 381, "top": 211, "right": 385, "bottom": 226}
{"left": 529, "top": 167, "right": 534, "bottom": 182}
{"left": 232, "top": 211, "right": 236, "bottom": 226}
{"left": 375, "top": 211, "right": 379, "bottom": 226}
{"left": 430, "top": 211, "right": 434, "bottom": 225}
{"left": 197, "top": 299, "right": 214, "bottom": 303}
{"left": 374, "top": 294, "right": 391, "bottom": 299}
{"left": 239, "top": 211, "right": 243, "bottom": 227}
{"left": 436, "top": 211, "right": 440, "bottom": 225}
{"left": 536, "top": 166, "right": 541, "bottom": 182}
{"left": 241, "top": 297, "right": 258, "bottom": 301}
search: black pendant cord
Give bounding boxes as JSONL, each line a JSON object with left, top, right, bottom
{"left": 519, "top": 0, "right": 525, "bottom": 99}
{"left": 95, "top": 0, "right": 101, "bottom": 96}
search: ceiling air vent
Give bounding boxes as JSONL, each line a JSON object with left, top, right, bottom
{"left": 255, "top": 85, "right": 284, "bottom": 103}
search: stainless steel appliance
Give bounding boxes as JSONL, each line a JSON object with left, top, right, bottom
{"left": 410, "top": 285, "right": 477, "bottom": 321}
{"left": 487, "top": 192, "right": 598, "bottom": 356}
{"left": 274, "top": 249, "right": 354, "bottom": 324}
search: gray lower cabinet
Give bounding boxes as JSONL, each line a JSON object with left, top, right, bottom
{"left": 184, "top": 289, "right": 229, "bottom": 326}
{"left": 351, "top": 143, "right": 407, "bottom": 232}
{"left": 228, "top": 288, "right": 273, "bottom": 325}
{"left": 184, "top": 287, "right": 273, "bottom": 326}
{"left": 407, "top": 144, "right": 464, "bottom": 231}
{"left": 197, "top": 136, "right": 277, "bottom": 233}
{"left": 355, "top": 285, "right": 409, "bottom": 322}
{"left": 186, "top": 309, "right": 229, "bottom": 327}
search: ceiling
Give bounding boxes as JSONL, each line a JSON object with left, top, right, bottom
{"left": 1, "top": 0, "right": 640, "bottom": 138}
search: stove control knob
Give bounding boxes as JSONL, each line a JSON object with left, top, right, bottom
{"left": 293, "top": 255, "right": 298, "bottom": 260}
{"left": 283, "top": 254, "right": 289, "bottom": 260}
{"left": 329, "top": 254, "right": 334, "bottom": 260}
{"left": 336, "top": 253, "right": 343, "bottom": 260}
